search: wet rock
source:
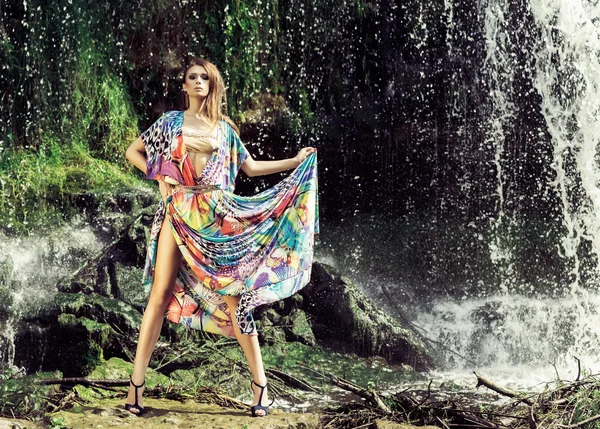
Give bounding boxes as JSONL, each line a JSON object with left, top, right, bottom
{"left": 14, "top": 314, "right": 104, "bottom": 377}
{"left": 112, "top": 265, "right": 147, "bottom": 308}
{"left": 284, "top": 308, "right": 316, "bottom": 346}
{"left": 13, "top": 292, "right": 141, "bottom": 376}
{"left": 259, "top": 308, "right": 288, "bottom": 345}
{"left": 298, "top": 262, "right": 433, "bottom": 371}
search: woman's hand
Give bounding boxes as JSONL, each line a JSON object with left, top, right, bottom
{"left": 158, "top": 180, "right": 174, "bottom": 203}
{"left": 294, "top": 147, "right": 317, "bottom": 166}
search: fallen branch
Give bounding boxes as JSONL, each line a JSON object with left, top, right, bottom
{"left": 328, "top": 373, "right": 391, "bottom": 413}
{"left": 266, "top": 368, "right": 322, "bottom": 393}
{"left": 474, "top": 372, "right": 533, "bottom": 406}
{"left": 557, "top": 413, "right": 600, "bottom": 429}
{"left": 36, "top": 378, "right": 128, "bottom": 387}
{"left": 295, "top": 363, "right": 391, "bottom": 413}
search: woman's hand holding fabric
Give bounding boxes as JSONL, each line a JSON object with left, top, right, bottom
{"left": 294, "top": 147, "right": 317, "bottom": 166}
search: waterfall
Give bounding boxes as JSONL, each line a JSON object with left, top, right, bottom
{"left": 0, "top": 219, "right": 103, "bottom": 367}
{"left": 530, "top": 0, "right": 600, "bottom": 286}
{"left": 482, "top": 0, "right": 518, "bottom": 292}
{"left": 412, "top": 0, "right": 600, "bottom": 371}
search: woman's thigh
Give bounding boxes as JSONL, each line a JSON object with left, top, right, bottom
{"left": 149, "top": 215, "right": 183, "bottom": 304}
{"left": 222, "top": 295, "right": 241, "bottom": 311}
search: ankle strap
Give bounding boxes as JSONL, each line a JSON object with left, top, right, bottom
{"left": 130, "top": 375, "right": 145, "bottom": 388}
{"left": 251, "top": 380, "right": 275, "bottom": 406}
{"left": 251, "top": 379, "right": 267, "bottom": 389}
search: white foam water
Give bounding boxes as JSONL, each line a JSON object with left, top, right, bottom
{"left": 415, "top": 294, "right": 600, "bottom": 376}
{"left": 0, "top": 216, "right": 104, "bottom": 366}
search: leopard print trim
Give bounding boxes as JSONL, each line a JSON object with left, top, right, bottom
{"left": 235, "top": 290, "right": 260, "bottom": 335}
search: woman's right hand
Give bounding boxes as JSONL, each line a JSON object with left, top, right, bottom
{"left": 158, "top": 180, "right": 173, "bottom": 203}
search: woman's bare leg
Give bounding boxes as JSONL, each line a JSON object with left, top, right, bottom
{"left": 125, "top": 215, "right": 182, "bottom": 412}
{"left": 222, "top": 295, "right": 270, "bottom": 416}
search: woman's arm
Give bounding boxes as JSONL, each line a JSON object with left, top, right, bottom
{"left": 125, "top": 136, "right": 147, "bottom": 175}
{"left": 125, "top": 136, "right": 172, "bottom": 202}
{"left": 241, "top": 147, "right": 316, "bottom": 177}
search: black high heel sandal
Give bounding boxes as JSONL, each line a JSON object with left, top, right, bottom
{"left": 124, "top": 375, "right": 146, "bottom": 416}
{"left": 250, "top": 379, "right": 275, "bottom": 417}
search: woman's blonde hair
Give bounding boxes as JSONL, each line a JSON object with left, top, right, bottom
{"left": 181, "top": 58, "right": 240, "bottom": 135}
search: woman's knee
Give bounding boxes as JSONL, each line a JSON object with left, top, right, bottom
{"left": 222, "top": 295, "right": 241, "bottom": 314}
{"left": 147, "top": 287, "right": 173, "bottom": 309}
{"left": 152, "top": 218, "right": 182, "bottom": 297}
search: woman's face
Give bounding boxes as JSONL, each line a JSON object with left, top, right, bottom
{"left": 183, "top": 65, "right": 210, "bottom": 99}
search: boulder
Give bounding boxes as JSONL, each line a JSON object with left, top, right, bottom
{"left": 298, "top": 262, "right": 433, "bottom": 371}
{"left": 13, "top": 292, "right": 142, "bottom": 376}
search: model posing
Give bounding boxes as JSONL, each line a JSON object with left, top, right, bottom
{"left": 124, "top": 58, "right": 319, "bottom": 418}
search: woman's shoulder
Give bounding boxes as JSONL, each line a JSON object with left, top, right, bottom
{"left": 219, "top": 117, "right": 241, "bottom": 137}
{"left": 151, "top": 111, "right": 183, "bottom": 129}
{"left": 161, "top": 110, "right": 184, "bottom": 120}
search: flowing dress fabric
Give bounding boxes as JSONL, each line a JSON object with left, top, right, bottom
{"left": 140, "top": 111, "right": 319, "bottom": 336}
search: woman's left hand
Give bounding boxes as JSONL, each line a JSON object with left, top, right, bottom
{"left": 294, "top": 147, "right": 317, "bottom": 165}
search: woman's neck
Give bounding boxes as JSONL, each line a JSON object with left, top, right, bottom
{"left": 184, "top": 110, "right": 217, "bottom": 130}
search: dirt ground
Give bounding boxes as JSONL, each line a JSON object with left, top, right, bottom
{"left": 0, "top": 399, "right": 440, "bottom": 429}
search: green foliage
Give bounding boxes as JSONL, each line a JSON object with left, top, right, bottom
{"left": 48, "top": 416, "right": 68, "bottom": 429}
{"left": 68, "top": 53, "right": 139, "bottom": 166}
{"left": 562, "top": 384, "right": 600, "bottom": 427}
{"left": 0, "top": 366, "right": 59, "bottom": 420}
{"left": 0, "top": 0, "right": 365, "bottom": 234}
{"left": 0, "top": 138, "right": 144, "bottom": 234}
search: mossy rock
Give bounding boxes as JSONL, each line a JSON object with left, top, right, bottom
{"left": 29, "top": 314, "right": 104, "bottom": 377}
{"left": 48, "top": 292, "right": 142, "bottom": 335}
{"left": 14, "top": 314, "right": 130, "bottom": 377}
{"left": 299, "top": 262, "right": 433, "bottom": 370}
{"left": 285, "top": 308, "right": 316, "bottom": 346}
{"left": 256, "top": 313, "right": 287, "bottom": 345}
{"left": 14, "top": 292, "right": 143, "bottom": 375}
{"left": 111, "top": 265, "right": 146, "bottom": 307}
{"left": 74, "top": 357, "right": 172, "bottom": 400}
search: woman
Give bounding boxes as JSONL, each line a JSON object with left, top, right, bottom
{"left": 123, "top": 58, "right": 319, "bottom": 418}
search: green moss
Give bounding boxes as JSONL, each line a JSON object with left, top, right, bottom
{"left": 0, "top": 141, "right": 150, "bottom": 234}
{"left": 50, "top": 292, "right": 143, "bottom": 330}
{"left": 262, "top": 342, "right": 427, "bottom": 391}
{"left": 74, "top": 357, "right": 173, "bottom": 400}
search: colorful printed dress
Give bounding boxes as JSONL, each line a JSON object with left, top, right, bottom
{"left": 139, "top": 110, "right": 319, "bottom": 336}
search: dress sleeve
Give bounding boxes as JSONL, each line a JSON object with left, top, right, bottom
{"left": 230, "top": 126, "right": 251, "bottom": 168}
{"left": 225, "top": 122, "right": 251, "bottom": 187}
{"left": 140, "top": 112, "right": 169, "bottom": 181}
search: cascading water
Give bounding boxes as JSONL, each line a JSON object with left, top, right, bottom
{"left": 0, "top": 219, "right": 104, "bottom": 368}
{"left": 409, "top": 0, "right": 600, "bottom": 378}
{"left": 482, "top": 0, "right": 517, "bottom": 291}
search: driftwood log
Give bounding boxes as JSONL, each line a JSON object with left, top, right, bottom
{"left": 475, "top": 372, "right": 533, "bottom": 406}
